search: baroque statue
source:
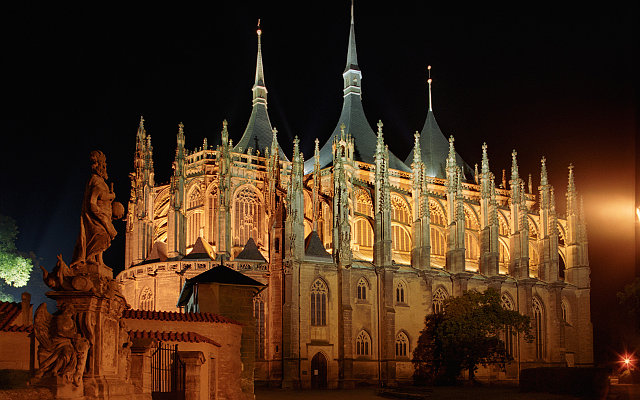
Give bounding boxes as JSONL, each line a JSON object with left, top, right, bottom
{"left": 34, "top": 151, "right": 133, "bottom": 397}
{"left": 72, "top": 150, "right": 124, "bottom": 268}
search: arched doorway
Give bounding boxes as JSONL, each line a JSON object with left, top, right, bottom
{"left": 310, "top": 352, "right": 327, "bottom": 389}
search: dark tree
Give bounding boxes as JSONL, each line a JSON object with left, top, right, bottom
{"left": 412, "top": 288, "right": 533, "bottom": 385}
{"left": 617, "top": 278, "right": 640, "bottom": 331}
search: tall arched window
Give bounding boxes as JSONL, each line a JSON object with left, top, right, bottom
{"left": 501, "top": 293, "right": 516, "bottom": 357}
{"left": 395, "top": 332, "right": 409, "bottom": 358}
{"left": 355, "top": 219, "right": 373, "bottom": 248}
{"left": 395, "top": 281, "right": 407, "bottom": 304}
{"left": 357, "top": 278, "right": 368, "bottom": 301}
{"left": 392, "top": 225, "right": 411, "bottom": 252}
{"left": 433, "top": 287, "right": 448, "bottom": 314}
{"left": 529, "top": 247, "right": 540, "bottom": 278}
{"left": 430, "top": 203, "right": 446, "bottom": 260}
{"left": 499, "top": 241, "right": 509, "bottom": 274}
{"left": 311, "top": 279, "right": 328, "bottom": 326}
{"left": 430, "top": 227, "right": 446, "bottom": 256}
{"left": 253, "top": 296, "right": 266, "bottom": 359}
{"left": 208, "top": 187, "right": 218, "bottom": 245}
{"left": 233, "top": 187, "right": 263, "bottom": 247}
{"left": 187, "top": 187, "right": 203, "bottom": 247}
{"left": 355, "top": 330, "right": 371, "bottom": 356}
{"left": 391, "top": 195, "right": 411, "bottom": 225}
{"left": 465, "top": 232, "right": 479, "bottom": 261}
{"left": 532, "top": 297, "right": 545, "bottom": 360}
{"left": 561, "top": 301, "right": 568, "bottom": 324}
{"left": 139, "top": 287, "right": 153, "bottom": 311}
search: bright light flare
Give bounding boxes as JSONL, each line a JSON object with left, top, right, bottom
{"left": 636, "top": 207, "right": 640, "bottom": 222}
{"left": 618, "top": 352, "right": 636, "bottom": 370}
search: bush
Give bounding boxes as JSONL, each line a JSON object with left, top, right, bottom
{"left": 520, "top": 367, "right": 609, "bottom": 398}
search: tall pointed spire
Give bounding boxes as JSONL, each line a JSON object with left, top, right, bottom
{"left": 306, "top": 1, "right": 409, "bottom": 174}
{"left": 345, "top": 0, "right": 359, "bottom": 74}
{"left": 253, "top": 19, "right": 267, "bottom": 106}
{"left": 405, "top": 65, "right": 472, "bottom": 179}
{"left": 234, "top": 21, "right": 287, "bottom": 161}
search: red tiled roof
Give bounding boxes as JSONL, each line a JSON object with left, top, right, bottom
{"left": 122, "top": 309, "right": 241, "bottom": 325}
{"left": 1, "top": 324, "right": 32, "bottom": 333}
{"left": 0, "top": 301, "right": 22, "bottom": 331}
{"left": 129, "top": 330, "right": 221, "bottom": 347}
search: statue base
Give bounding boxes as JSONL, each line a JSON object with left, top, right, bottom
{"left": 34, "top": 285, "right": 150, "bottom": 400}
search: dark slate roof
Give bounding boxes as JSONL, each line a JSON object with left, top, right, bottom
{"left": 233, "top": 103, "right": 287, "bottom": 160}
{"left": 304, "top": 231, "right": 332, "bottom": 260}
{"left": 234, "top": 238, "right": 267, "bottom": 263}
{"left": 176, "top": 265, "right": 266, "bottom": 307}
{"left": 405, "top": 110, "right": 473, "bottom": 179}
{"left": 305, "top": 95, "right": 411, "bottom": 173}
{"left": 123, "top": 309, "right": 240, "bottom": 325}
{"left": 183, "top": 237, "right": 215, "bottom": 260}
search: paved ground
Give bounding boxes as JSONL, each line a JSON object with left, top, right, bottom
{"left": 256, "top": 386, "right": 585, "bottom": 400}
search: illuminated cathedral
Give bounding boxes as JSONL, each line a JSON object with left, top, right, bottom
{"left": 117, "top": 4, "right": 593, "bottom": 388}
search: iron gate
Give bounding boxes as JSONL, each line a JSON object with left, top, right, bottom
{"left": 151, "top": 342, "right": 185, "bottom": 400}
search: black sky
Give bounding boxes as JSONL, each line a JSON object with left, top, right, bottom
{"left": 1, "top": 4, "right": 636, "bottom": 363}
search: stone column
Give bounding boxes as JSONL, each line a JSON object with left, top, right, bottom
{"left": 130, "top": 338, "right": 155, "bottom": 395}
{"left": 178, "top": 351, "right": 206, "bottom": 400}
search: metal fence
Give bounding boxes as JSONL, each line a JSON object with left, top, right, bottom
{"left": 151, "top": 342, "right": 185, "bottom": 400}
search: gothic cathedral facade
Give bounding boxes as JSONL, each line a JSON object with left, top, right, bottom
{"left": 117, "top": 5, "right": 593, "bottom": 388}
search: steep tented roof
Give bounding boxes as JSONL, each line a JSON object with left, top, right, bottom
{"left": 304, "top": 231, "right": 332, "bottom": 260}
{"left": 234, "top": 238, "right": 267, "bottom": 263}
{"left": 183, "top": 237, "right": 215, "bottom": 260}
{"left": 233, "top": 26, "right": 287, "bottom": 160}
{"left": 176, "top": 264, "right": 266, "bottom": 307}
{"left": 405, "top": 111, "right": 472, "bottom": 179}
{"left": 305, "top": 3, "right": 410, "bottom": 174}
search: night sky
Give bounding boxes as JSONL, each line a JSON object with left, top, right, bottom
{"left": 1, "top": 4, "right": 636, "bottom": 364}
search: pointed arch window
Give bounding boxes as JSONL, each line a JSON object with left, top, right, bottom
{"left": 139, "top": 287, "right": 154, "bottom": 311}
{"left": 187, "top": 187, "right": 203, "bottom": 248}
{"left": 391, "top": 195, "right": 411, "bottom": 225}
{"left": 233, "top": 186, "right": 264, "bottom": 247}
{"left": 532, "top": 297, "right": 545, "bottom": 360}
{"left": 395, "top": 332, "right": 409, "bottom": 358}
{"left": 395, "top": 281, "right": 407, "bottom": 304}
{"left": 311, "top": 279, "right": 328, "bottom": 326}
{"left": 392, "top": 225, "right": 411, "bottom": 252}
{"left": 355, "top": 330, "right": 371, "bottom": 356}
{"left": 433, "top": 287, "right": 448, "bottom": 314}
{"left": 501, "top": 293, "right": 516, "bottom": 357}
{"left": 357, "top": 278, "right": 368, "bottom": 301}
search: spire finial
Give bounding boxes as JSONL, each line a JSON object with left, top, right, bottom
{"left": 427, "top": 65, "right": 433, "bottom": 112}
{"left": 481, "top": 142, "right": 489, "bottom": 174}
{"left": 351, "top": 0, "right": 354, "bottom": 24}
{"left": 252, "top": 19, "right": 267, "bottom": 106}
{"left": 413, "top": 131, "right": 421, "bottom": 166}
{"left": 377, "top": 120, "right": 383, "bottom": 137}
{"left": 511, "top": 149, "right": 519, "bottom": 181}
{"left": 540, "top": 156, "right": 548, "bottom": 186}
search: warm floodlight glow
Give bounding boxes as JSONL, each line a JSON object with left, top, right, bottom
{"left": 636, "top": 207, "right": 640, "bottom": 222}
{"left": 619, "top": 353, "right": 636, "bottom": 371}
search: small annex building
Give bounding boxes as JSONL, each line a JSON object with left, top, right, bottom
{"left": 0, "top": 293, "right": 35, "bottom": 372}
{"left": 177, "top": 262, "right": 266, "bottom": 397}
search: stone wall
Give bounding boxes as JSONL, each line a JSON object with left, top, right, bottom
{"left": 123, "top": 316, "right": 244, "bottom": 400}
